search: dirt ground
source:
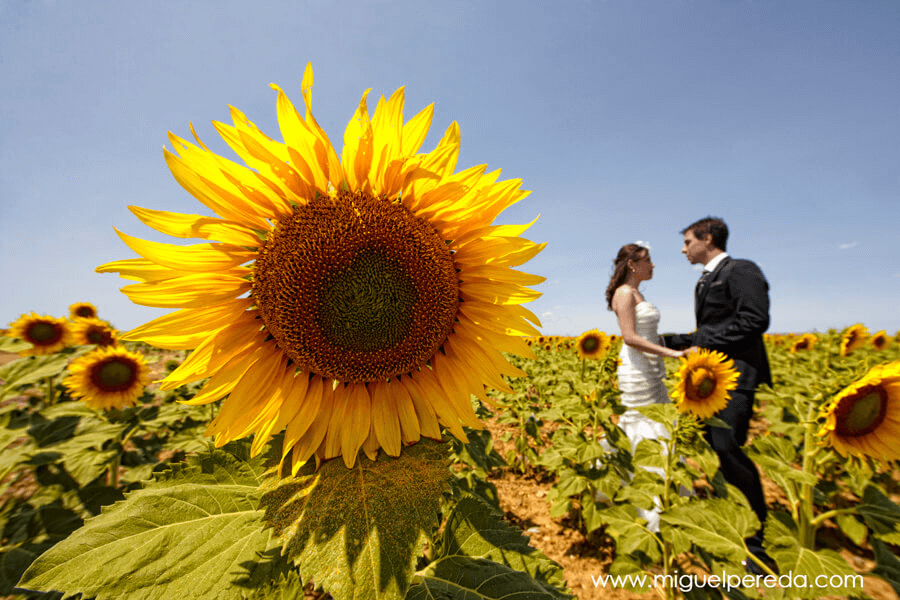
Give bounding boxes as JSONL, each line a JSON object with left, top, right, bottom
{"left": 483, "top": 414, "right": 900, "bottom": 600}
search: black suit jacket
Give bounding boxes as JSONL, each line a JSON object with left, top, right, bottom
{"left": 663, "top": 256, "right": 772, "bottom": 391}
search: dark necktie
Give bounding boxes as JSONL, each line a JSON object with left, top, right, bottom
{"left": 696, "top": 270, "right": 711, "bottom": 301}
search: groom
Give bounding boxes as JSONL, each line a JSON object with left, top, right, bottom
{"left": 661, "top": 217, "right": 773, "bottom": 570}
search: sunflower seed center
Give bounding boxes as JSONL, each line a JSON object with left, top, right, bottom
{"left": 252, "top": 190, "right": 459, "bottom": 383}
{"left": 688, "top": 368, "right": 716, "bottom": 399}
{"left": 28, "top": 322, "right": 60, "bottom": 343}
{"left": 835, "top": 386, "right": 888, "bottom": 437}
{"left": 96, "top": 360, "right": 137, "bottom": 389}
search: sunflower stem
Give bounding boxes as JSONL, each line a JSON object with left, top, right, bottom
{"left": 809, "top": 507, "right": 858, "bottom": 529}
{"left": 580, "top": 358, "right": 586, "bottom": 382}
{"left": 797, "top": 404, "right": 819, "bottom": 550}
{"left": 45, "top": 377, "right": 56, "bottom": 406}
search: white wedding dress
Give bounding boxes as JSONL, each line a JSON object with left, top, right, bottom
{"left": 616, "top": 301, "right": 671, "bottom": 532}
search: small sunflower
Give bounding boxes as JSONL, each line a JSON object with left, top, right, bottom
{"left": 71, "top": 318, "right": 119, "bottom": 347}
{"left": 870, "top": 331, "right": 890, "bottom": 352}
{"left": 790, "top": 333, "right": 817, "bottom": 354}
{"left": 6, "top": 313, "right": 73, "bottom": 355}
{"left": 69, "top": 302, "right": 98, "bottom": 320}
{"left": 576, "top": 329, "right": 610, "bottom": 360}
{"left": 671, "top": 349, "right": 740, "bottom": 419}
{"left": 818, "top": 361, "right": 900, "bottom": 462}
{"left": 840, "top": 324, "right": 869, "bottom": 357}
{"left": 96, "top": 64, "right": 544, "bottom": 471}
{"left": 63, "top": 345, "right": 151, "bottom": 410}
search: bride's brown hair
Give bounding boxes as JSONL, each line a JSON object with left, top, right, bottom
{"left": 605, "top": 243, "right": 648, "bottom": 310}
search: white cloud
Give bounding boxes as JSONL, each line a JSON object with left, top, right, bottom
{"left": 839, "top": 242, "right": 859, "bottom": 250}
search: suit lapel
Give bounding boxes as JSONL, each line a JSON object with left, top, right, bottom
{"left": 695, "top": 256, "right": 730, "bottom": 320}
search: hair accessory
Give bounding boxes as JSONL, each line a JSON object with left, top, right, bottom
{"left": 634, "top": 240, "right": 651, "bottom": 251}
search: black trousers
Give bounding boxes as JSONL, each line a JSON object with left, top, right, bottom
{"left": 703, "top": 389, "right": 768, "bottom": 553}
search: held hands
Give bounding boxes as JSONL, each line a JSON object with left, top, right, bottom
{"left": 668, "top": 347, "right": 699, "bottom": 359}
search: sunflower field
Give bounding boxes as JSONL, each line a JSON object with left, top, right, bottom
{"left": 2, "top": 64, "right": 900, "bottom": 600}
{"left": 2, "top": 320, "right": 900, "bottom": 600}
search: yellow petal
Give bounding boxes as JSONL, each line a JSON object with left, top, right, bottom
{"left": 127, "top": 206, "right": 263, "bottom": 247}
{"left": 160, "top": 311, "right": 263, "bottom": 389}
{"left": 370, "top": 381, "right": 401, "bottom": 457}
{"left": 121, "top": 298, "right": 255, "bottom": 347}
{"left": 342, "top": 89, "right": 374, "bottom": 193}
{"left": 179, "top": 345, "right": 257, "bottom": 405}
{"left": 114, "top": 229, "right": 254, "bottom": 273}
{"left": 283, "top": 376, "right": 323, "bottom": 461}
{"left": 324, "top": 383, "right": 350, "bottom": 460}
{"left": 95, "top": 258, "right": 193, "bottom": 283}
{"left": 399, "top": 376, "right": 441, "bottom": 439}
{"left": 341, "top": 383, "right": 372, "bottom": 466}
{"left": 120, "top": 273, "right": 252, "bottom": 308}
{"left": 251, "top": 368, "right": 306, "bottom": 458}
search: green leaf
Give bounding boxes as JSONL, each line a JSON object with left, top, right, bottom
{"left": 660, "top": 499, "right": 759, "bottom": 563}
{"left": 435, "top": 496, "right": 568, "bottom": 597}
{"left": 591, "top": 504, "right": 661, "bottom": 560}
{"left": 871, "top": 538, "right": 900, "bottom": 598}
{"left": 635, "top": 403, "right": 676, "bottom": 433}
{"left": 240, "top": 570, "right": 307, "bottom": 600}
{"left": 632, "top": 438, "right": 666, "bottom": 470}
{"left": 614, "top": 470, "right": 663, "bottom": 510}
{"left": 407, "top": 556, "right": 567, "bottom": 599}
{"left": 0, "top": 336, "right": 31, "bottom": 353}
{"left": 857, "top": 485, "right": 900, "bottom": 545}
{"left": 604, "top": 555, "right": 653, "bottom": 592}
{"left": 836, "top": 513, "right": 868, "bottom": 547}
{"left": 261, "top": 439, "right": 451, "bottom": 600}
{"left": 0, "top": 355, "right": 70, "bottom": 403}
{"left": 18, "top": 442, "right": 275, "bottom": 600}
{"left": 764, "top": 511, "right": 861, "bottom": 599}
{"left": 744, "top": 437, "right": 816, "bottom": 510}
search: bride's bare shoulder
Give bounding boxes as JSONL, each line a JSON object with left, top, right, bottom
{"left": 612, "top": 285, "right": 639, "bottom": 310}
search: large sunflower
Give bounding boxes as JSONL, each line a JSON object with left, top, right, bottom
{"left": 69, "top": 302, "right": 98, "bottom": 320}
{"left": 818, "top": 362, "right": 900, "bottom": 462}
{"left": 96, "top": 64, "right": 544, "bottom": 471}
{"left": 671, "top": 349, "right": 740, "bottom": 419}
{"left": 71, "top": 318, "right": 119, "bottom": 347}
{"left": 63, "top": 345, "right": 150, "bottom": 410}
{"left": 576, "top": 329, "right": 610, "bottom": 359}
{"left": 6, "top": 313, "right": 73, "bottom": 356}
{"left": 840, "top": 324, "right": 869, "bottom": 357}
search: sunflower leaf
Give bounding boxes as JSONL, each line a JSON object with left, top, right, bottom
{"left": 871, "top": 538, "right": 900, "bottom": 598}
{"left": 261, "top": 439, "right": 451, "bottom": 600}
{"left": 857, "top": 485, "right": 900, "bottom": 544}
{"left": 764, "top": 511, "right": 861, "bottom": 598}
{"left": 406, "top": 556, "right": 567, "bottom": 600}
{"left": 17, "top": 441, "right": 276, "bottom": 600}
{"left": 434, "top": 495, "right": 569, "bottom": 597}
{"left": 659, "top": 498, "right": 758, "bottom": 563}
{"left": 590, "top": 504, "right": 662, "bottom": 560}
{"left": 0, "top": 354, "right": 70, "bottom": 403}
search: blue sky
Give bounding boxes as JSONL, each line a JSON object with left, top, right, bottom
{"left": 2, "top": 0, "right": 898, "bottom": 338}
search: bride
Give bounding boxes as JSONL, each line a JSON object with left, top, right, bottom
{"left": 605, "top": 242, "right": 684, "bottom": 531}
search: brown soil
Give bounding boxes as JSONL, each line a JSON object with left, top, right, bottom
{"left": 483, "top": 414, "right": 900, "bottom": 600}
{"left": 0, "top": 352, "right": 19, "bottom": 367}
